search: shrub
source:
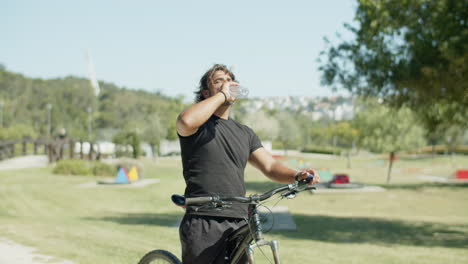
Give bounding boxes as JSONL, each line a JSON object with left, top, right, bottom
{"left": 91, "top": 161, "right": 116, "bottom": 176}
{"left": 407, "top": 145, "right": 468, "bottom": 155}
{"left": 53, "top": 159, "right": 117, "bottom": 176}
{"left": 301, "top": 145, "right": 344, "bottom": 155}
{"left": 53, "top": 159, "right": 91, "bottom": 176}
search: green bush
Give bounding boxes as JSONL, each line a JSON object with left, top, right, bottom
{"left": 407, "top": 145, "right": 468, "bottom": 155}
{"left": 53, "top": 160, "right": 117, "bottom": 176}
{"left": 301, "top": 145, "right": 344, "bottom": 155}
{"left": 53, "top": 160, "right": 91, "bottom": 176}
{"left": 91, "top": 161, "right": 116, "bottom": 176}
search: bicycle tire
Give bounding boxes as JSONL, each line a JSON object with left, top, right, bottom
{"left": 138, "top": 249, "right": 182, "bottom": 264}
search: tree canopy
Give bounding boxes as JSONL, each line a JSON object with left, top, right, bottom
{"left": 319, "top": 0, "right": 467, "bottom": 126}
{"left": 353, "top": 99, "right": 426, "bottom": 154}
{"left": 0, "top": 67, "right": 185, "bottom": 141}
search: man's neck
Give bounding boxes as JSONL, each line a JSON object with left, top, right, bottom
{"left": 214, "top": 105, "right": 230, "bottom": 120}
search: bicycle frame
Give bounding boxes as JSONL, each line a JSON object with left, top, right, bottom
{"left": 176, "top": 175, "right": 315, "bottom": 264}
{"left": 227, "top": 204, "right": 281, "bottom": 264}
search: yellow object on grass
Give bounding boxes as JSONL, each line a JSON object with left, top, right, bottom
{"left": 128, "top": 166, "right": 139, "bottom": 181}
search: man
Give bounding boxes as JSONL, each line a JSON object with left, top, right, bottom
{"left": 176, "top": 64, "right": 320, "bottom": 263}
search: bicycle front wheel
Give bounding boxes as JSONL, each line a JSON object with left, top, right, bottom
{"left": 138, "top": 249, "right": 182, "bottom": 264}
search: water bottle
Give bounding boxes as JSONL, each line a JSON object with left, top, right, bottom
{"left": 229, "top": 85, "right": 249, "bottom": 99}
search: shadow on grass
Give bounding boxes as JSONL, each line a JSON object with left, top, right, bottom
{"left": 85, "top": 212, "right": 182, "bottom": 227}
{"left": 272, "top": 214, "right": 468, "bottom": 249}
{"left": 87, "top": 212, "right": 468, "bottom": 248}
{"left": 377, "top": 183, "right": 468, "bottom": 190}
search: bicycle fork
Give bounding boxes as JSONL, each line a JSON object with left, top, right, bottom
{"left": 246, "top": 239, "right": 280, "bottom": 264}
{"left": 245, "top": 208, "right": 281, "bottom": 264}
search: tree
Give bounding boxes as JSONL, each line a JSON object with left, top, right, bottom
{"left": 275, "top": 112, "right": 301, "bottom": 155}
{"left": 0, "top": 124, "right": 37, "bottom": 141}
{"left": 243, "top": 110, "right": 279, "bottom": 142}
{"left": 141, "top": 115, "right": 167, "bottom": 157}
{"left": 307, "top": 123, "right": 332, "bottom": 147}
{"left": 329, "top": 121, "right": 359, "bottom": 168}
{"left": 353, "top": 99, "right": 425, "bottom": 183}
{"left": 112, "top": 130, "right": 141, "bottom": 158}
{"left": 319, "top": 0, "right": 467, "bottom": 128}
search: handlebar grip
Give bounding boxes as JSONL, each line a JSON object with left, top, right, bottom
{"left": 171, "top": 194, "right": 186, "bottom": 206}
{"left": 171, "top": 194, "right": 213, "bottom": 207}
{"left": 298, "top": 172, "right": 314, "bottom": 184}
{"left": 185, "top": 196, "right": 214, "bottom": 205}
{"left": 171, "top": 195, "right": 215, "bottom": 206}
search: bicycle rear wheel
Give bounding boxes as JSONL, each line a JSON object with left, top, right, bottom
{"left": 138, "top": 249, "right": 182, "bottom": 264}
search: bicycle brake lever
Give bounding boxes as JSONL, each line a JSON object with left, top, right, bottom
{"left": 281, "top": 190, "right": 297, "bottom": 199}
{"left": 212, "top": 201, "right": 232, "bottom": 210}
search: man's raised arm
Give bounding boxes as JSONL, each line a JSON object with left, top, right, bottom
{"left": 176, "top": 92, "right": 226, "bottom": 137}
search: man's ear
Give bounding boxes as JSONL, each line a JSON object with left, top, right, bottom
{"left": 201, "top": 89, "right": 210, "bottom": 99}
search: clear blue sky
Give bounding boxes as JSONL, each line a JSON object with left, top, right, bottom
{"left": 1, "top": 0, "right": 356, "bottom": 100}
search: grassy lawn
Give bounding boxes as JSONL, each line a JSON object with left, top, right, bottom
{"left": 0, "top": 155, "right": 467, "bottom": 263}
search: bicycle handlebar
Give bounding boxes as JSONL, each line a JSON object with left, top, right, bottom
{"left": 172, "top": 173, "right": 315, "bottom": 207}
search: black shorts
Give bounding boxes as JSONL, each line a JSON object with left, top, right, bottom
{"left": 179, "top": 214, "right": 248, "bottom": 264}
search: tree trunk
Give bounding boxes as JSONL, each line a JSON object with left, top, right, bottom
{"left": 450, "top": 152, "right": 455, "bottom": 168}
{"left": 386, "top": 151, "right": 395, "bottom": 184}
{"left": 89, "top": 142, "right": 94, "bottom": 160}
{"left": 347, "top": 149, "right": 351, "bottom": 169}
{"left": 150, "top": 143, "right": 159, "bottom": 163}
{"left": 332, "top": 136, "right": 337, "bottom": 156}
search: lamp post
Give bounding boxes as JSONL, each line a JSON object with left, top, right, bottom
{"left": 46, "top": 103, "right": 52, "bottom": 138}
{"left": 87, "top": 107, "right": 92, "bottom": 140}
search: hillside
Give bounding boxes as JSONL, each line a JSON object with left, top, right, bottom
{"left": 0, "top": 68, "right": 185, "bottom": 141}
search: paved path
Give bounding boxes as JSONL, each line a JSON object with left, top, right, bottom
{"left": 0, "top": 238, "right": 76, "bottom": 264}
{"left": 0, "top": 157, "right": 76, "bottom": 263}
{"left": 78, "top": 178, "right": 160, "bottom": 188}
{"left": 0, "top": 155, "right": 48, "bottom": 171}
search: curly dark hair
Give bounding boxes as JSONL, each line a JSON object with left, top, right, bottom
{"left": 194, "top": 64, "right": 236, "bottom": 102}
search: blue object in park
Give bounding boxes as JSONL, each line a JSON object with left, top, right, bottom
{"left": 318, "top": 170, "right": 334, "bottom": 182}
{"left": 115, "top": 167, "right": 129, "bottom": 184}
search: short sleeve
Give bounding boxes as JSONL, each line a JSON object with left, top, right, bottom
{"left": 248, "top": 128, "right": 263, "bottom": 153}
{"left": 178, "top": 121, "right": 211, "bottom": 149}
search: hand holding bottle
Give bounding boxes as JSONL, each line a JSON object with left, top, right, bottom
{"left": 229, "top": 84, "right": 249, "bottom": 99}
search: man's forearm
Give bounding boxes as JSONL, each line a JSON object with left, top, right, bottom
{"left": 265, "top": 161, "right": 297, "bottom": 184}
{"left": 177, "top": 93, "right": 225, "bottom": 133}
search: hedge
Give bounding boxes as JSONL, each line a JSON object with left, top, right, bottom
{"left": 407, "top": 145, "right": 468, "bottom": 155}
{"left": 53, "top": 160, "right": 116, "bottom": 176}
{"left": 301, "top": 145, "right": 345, "bottom": 155}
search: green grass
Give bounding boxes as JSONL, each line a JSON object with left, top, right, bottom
{"left": 0, "top": 156, "right": 467, "bottom": 263}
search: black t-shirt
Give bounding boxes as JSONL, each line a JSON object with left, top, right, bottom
{"left": 178, "top": 115, "right": 263, "bottom": 218}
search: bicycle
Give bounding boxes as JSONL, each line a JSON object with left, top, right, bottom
{"left": 138, "top": 174, "right": 315, "bottom": 264}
